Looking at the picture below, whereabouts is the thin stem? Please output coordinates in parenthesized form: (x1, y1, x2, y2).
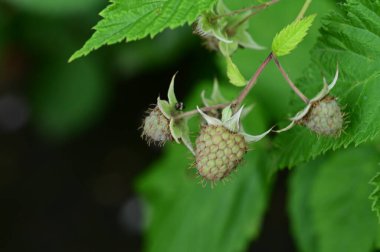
(233, 52, 273, 109)
(174, 103, 229, 121)
(272, 55, 309, 104)
(226, 10, 260, 34)
(214, 0, 279, 20)
(296, 0, 312, 20)
(174, 52, 274, 120)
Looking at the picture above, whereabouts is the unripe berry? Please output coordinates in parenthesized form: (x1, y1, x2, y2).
(195, 125, 247, 181)
(301, 96, 343, 136)
(141, 106, 172, 146)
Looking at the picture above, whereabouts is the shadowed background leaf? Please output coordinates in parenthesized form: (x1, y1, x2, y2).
(288, 146, 380, 252)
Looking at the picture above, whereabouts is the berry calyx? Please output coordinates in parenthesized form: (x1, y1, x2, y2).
(276, 67, 344, 136)
(195, 106, 272, 182)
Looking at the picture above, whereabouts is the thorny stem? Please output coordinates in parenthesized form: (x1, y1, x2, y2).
(174, 52, 274, 121)
(272, 55, 309, 104)
(296, 0, 312, 20)
(213, 0, 280, 20)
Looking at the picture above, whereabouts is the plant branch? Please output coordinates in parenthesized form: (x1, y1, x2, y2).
(233, 52, 273, 109)
(272, 55, 309, 104)
(174, 52, 274, 120)
(296, 0, 312, 20)
(214, 0, 279, 20)
(174, 103, 230, 120)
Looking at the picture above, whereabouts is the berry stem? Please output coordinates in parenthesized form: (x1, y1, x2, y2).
(174, 103, 230, 121)
(233, 52, 274, 109)
(272, 55, 309, 104)
(174, 52, 274, 120)
(214, 0, 279, 20)
(296, 0, 312, 20)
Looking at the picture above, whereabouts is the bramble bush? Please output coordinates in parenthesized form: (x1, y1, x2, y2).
(71, 0, 380, 251)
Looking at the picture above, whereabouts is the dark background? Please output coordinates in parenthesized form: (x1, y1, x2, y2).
(0, 1, 295, 251)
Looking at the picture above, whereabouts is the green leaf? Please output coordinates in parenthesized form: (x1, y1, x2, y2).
(275, 0, 380, 168)
(272, 14, 316, 57)
(369, 172, 380, 223)
(138, 146, 272, 252)
(226, 56, 246, 87)
(288, 159, 320, 252)
(69, 0, 217, 62)
(289, 146, 380, 252)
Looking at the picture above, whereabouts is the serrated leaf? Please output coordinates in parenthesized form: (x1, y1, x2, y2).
(289, 146, 380, 252)
(69, 0, 217, 61)
(369, 172, 380, 223)
(275, 0, 380, 168)
(226, 56, 246, 87)
(272, 14, 316, 57)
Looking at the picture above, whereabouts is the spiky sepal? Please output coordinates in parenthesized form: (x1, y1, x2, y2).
(194, 0, 264, 56)
(195, 106, 271, 181)
(277, 67, 344, 136)
(141, 73, 194, 153)
(196, 125, 247, 181)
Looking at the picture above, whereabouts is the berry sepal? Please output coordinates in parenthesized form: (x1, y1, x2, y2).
(142, 73, 195, 153)
(276, 67, 344, 136)
(197, 106, 272, 142)
(195, 106, 272, 182)
(195, 0, 264, 55)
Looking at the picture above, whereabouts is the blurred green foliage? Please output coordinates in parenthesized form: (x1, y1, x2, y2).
(113, 28, 195, 78)
(31, 60, 107, 138)
(5, 0, 102, 16)
(289, 146, 380, 252)
(0, 0, 193, 140)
